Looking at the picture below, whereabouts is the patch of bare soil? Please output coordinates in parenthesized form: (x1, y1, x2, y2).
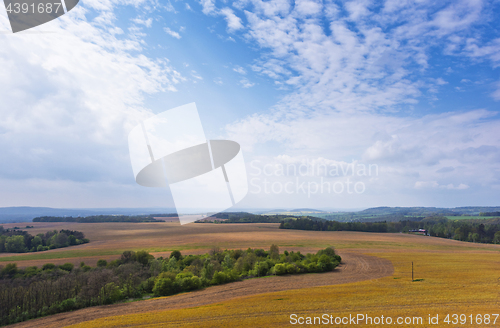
(8, 250, 393, 328)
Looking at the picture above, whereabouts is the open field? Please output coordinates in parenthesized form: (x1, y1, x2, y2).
(2, 222, 500, 327)
(1, 222, 498, 267)
(445, 216, 499, 220)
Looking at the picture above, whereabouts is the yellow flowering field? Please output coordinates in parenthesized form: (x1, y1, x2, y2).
(68, 248, 500, 328)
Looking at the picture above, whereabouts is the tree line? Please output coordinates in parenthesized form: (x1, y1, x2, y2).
(0, 246, 341, 326)
(0, 227, 89, 253)
(32, 215, 165, 223)
(280, 217, 500, 244)
(198, 212, 319, 223)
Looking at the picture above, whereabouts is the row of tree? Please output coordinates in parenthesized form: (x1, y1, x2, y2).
(0, 246, 341, 326)
(280, 217, 500, 244)
(0, 227, 89, 253)
(32, 215, 165, 223)
(198, 212, 319, 223)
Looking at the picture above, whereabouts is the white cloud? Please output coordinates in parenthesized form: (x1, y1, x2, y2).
(132, 18, 153, 27)
(164, 27, 182, 39)
(191, 70, 203, 80)
(295, 0, 322, 17)
(200, 0, 216, 15)
(233, 65, 246, 74)
(0, 1, 184, 206)
(240, 78, 255, 88)
(415, 181, 470, 190)
(225, 106, 500, 203)
(220, 7, 244, 32)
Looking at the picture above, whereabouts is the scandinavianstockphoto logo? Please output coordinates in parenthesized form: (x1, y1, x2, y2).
(128, 103, 248, 225)
(249, 159, 379, 197)
(4, 0, 79, 33)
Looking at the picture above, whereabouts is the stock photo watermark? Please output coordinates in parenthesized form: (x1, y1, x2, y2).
(249, 160, 378, 197)
(3, 0, 79, 33)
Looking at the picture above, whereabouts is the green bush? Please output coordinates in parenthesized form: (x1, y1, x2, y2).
(274, 263, 287, 275)
(211, 271, 231, 285)
(97, 259, 107, 267)
(286, 263, 297, 274)
(140, 277, 156, 294)
(59, 263, 74, 272)
(42, 263, 55, 270)
(254, 261, 269, 276)
(59, 298, 76, 312)
(153, 278, 174, 296)
(318, 255, 334, 272)
(179, 276, 201, 291)
(1, 263, 18, 277)
(100, 283, 122, 304)
(170, 250, 182, 261)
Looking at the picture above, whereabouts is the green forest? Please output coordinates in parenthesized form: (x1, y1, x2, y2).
(280, 217, 500, 244)
(0, 227, 89, 253)
(0, 246, 340, 326)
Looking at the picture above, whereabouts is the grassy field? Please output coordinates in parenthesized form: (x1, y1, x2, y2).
(3, 222, 500, 327)
(445, 216, 499, 220)
(1, 221, 497, 266)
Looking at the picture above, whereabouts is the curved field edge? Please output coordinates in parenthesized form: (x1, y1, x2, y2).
(6, 251, 393, 328)
(66, 249, 500, 328)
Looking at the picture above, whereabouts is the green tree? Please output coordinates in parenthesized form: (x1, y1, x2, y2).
(32, 235, 43, 249)
(5, 235, 26, 253)
(135, 250, 154, 266)
(270, 244, 279, 260)
(97, 259, 108, 267)
(494, 231, 500, 244)
(169, 250, 182, 261)
(153, 278, 174, 296)
(222, 254, 234, 270)
(1, 263, 18, 277)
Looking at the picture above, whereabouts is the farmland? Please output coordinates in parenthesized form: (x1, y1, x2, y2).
(2, 222, 500, 327)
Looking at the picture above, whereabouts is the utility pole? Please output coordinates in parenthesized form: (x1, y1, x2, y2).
(412, 262, 414, 282)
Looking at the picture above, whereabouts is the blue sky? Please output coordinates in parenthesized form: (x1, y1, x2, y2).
(0, 0, 499, 209)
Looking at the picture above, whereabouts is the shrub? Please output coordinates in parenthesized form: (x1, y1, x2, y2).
(306, 262, 319, 273)
(286, 263, 297, 274)
(317, 247, 336, 258)
(179, 276, 201, 291)
(318, 255, 334, 272)
(59, 298, 76, 311)
(153, 278, 174, 296)
(140, 277, 156, 294)
(100, 283, 122, 304)
(136, 250, 154, 266)
(211, 271, 232, 285)
(1, 263, 18, 277)
(170, 250, 182, 261)
(254, 261, 269, 276)
(59, 263, 74, 272)
(274, 263, 287, 275)
(42, 263, 56, 270)
(97, 259, 107, 268)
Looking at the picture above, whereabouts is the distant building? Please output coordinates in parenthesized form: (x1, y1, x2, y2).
(409, 229, 428, 235)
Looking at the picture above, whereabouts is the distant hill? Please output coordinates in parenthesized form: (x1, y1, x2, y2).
(0, 207, 176, 223)
(289, 208, 327, 213)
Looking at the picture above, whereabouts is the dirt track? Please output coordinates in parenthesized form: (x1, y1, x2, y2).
(8, 251, 394, 328)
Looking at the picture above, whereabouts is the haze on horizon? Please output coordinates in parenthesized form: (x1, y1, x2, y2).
(0, 0, 499, 210)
